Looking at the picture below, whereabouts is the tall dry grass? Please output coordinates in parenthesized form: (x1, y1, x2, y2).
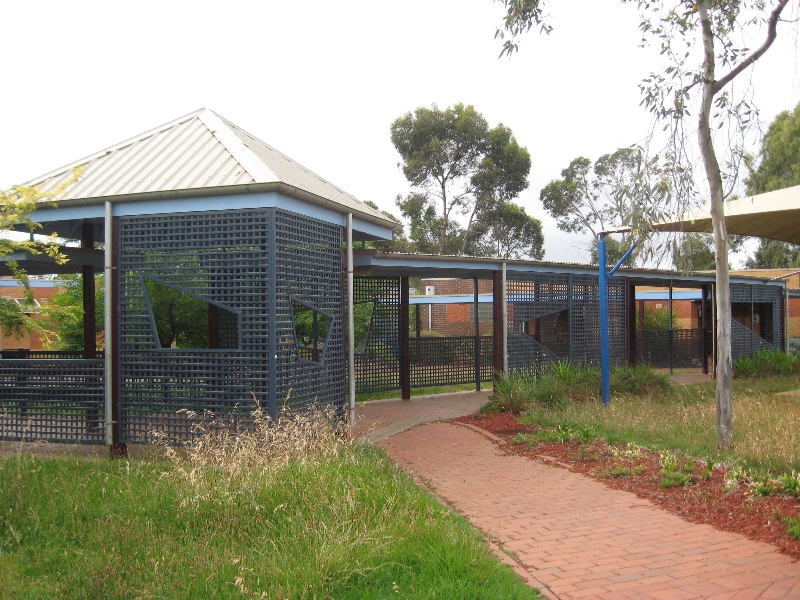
(522, 380, 800, 474)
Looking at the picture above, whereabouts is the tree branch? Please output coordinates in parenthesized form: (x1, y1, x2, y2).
(713, 0, 791, 94)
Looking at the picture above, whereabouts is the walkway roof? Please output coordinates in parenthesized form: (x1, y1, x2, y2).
(352, 249, 784, 289)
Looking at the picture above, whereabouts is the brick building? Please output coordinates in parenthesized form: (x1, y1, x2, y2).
(0, 279, 62, 351)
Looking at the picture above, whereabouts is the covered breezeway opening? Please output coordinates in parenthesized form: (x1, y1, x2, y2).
(352, 250, 786, 402)
(0, 239, 106, 444)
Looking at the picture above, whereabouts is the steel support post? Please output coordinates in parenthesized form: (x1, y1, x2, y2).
(399, 276, 411, 400)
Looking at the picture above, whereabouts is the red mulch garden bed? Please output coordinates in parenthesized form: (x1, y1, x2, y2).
(453, 411, 800, 560)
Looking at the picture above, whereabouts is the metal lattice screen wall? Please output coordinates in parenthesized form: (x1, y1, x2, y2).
(119, 209, 270, 443)
(730, 283, 783, 360)
(118, 208, 345, 444)
(507, 272, 625, 375)
(352, 277, 400, 393)
(636, 330, 709, 369)
(0, 360, 104, 444)
(274, 209, 344, 412)
(410, 336, 494, 387)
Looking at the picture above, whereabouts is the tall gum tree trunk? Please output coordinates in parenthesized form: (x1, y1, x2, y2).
(698, 2, 733, 448)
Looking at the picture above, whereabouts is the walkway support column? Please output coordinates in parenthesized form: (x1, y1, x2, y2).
(346, 214, 356, 426)
(669, 282, 674, 375)
(626, 278, 635, 366)
(599, 233, 637, 407)
(701, 285, 709, 375)
(400, 276, 411, 400)
(104, 201, 125, 457)
(81, 222, 96, 360)
(492, 270, 504, 387)
(502, 263, 508, 375)
(599, 235, 611, 406)
(473, 277, 480, 392)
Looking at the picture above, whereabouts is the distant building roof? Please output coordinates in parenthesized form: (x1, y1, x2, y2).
(23, 108, 395, 231)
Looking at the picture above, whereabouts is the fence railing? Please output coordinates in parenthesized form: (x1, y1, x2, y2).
(353, 335, 494, 393)
(635, 329, 709, 369)
(410, 336, 494, 388)
(0, 359, 105, 444)
(0, 349, 104, 360)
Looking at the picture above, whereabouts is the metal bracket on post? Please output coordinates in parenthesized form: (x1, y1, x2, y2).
(599, 233, 637, 407)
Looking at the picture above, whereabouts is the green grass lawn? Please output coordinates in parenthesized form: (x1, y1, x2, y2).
(0, 439, 538, 599)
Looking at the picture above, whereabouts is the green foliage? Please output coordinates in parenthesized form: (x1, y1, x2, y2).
(611, 364, 672, 395)
(491, 373, 534, 413)
(744, 101, 800, 268)
(778, 471, 800, 497)
(636, 304, 678, 331)
(733, 350, 800, 379)
(672, 233, 717, 272)
(0, 297, 30, 340)
(745, 239, 800, 269)
(0, 175, 81, 335)
(783, 517, 800, 540)
(145, 279, 212, 349)
(39, 274, 104, 351)
(0, 438, 539, 598)
(747, 100, 800, 196)
(391, 103, 540, 259)
(752, 472, 778, 497)
(660, 470, 692, 488)
(606, 465, 634, 478)
(541, 148, 664, 266)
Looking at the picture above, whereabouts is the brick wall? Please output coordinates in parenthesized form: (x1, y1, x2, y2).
(0, 281, 63, 351)
(416, 278, 493, 337)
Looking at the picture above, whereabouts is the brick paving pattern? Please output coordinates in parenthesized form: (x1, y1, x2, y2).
(363, 401, 800, 599)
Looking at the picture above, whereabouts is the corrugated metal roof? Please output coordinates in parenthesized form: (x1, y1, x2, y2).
(24, 108, 394, 227)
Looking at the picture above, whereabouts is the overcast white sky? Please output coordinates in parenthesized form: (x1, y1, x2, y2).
(1, 0, 798, 264)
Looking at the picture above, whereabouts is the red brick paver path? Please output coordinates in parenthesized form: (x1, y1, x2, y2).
(380, 421, 800, 600)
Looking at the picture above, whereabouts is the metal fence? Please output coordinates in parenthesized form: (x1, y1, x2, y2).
(0, 359, 104, 444)
(731, 320, 777, 359)
(410, 336, 494, 388)
(635, 329, 709, 369)
(506, 271, 626, 376)
(0, 350, 99, 360)
(352, 277, 401, 393)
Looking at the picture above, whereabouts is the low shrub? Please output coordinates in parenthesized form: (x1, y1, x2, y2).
(611, 364, 671, 395)
(488, 373, 534, 413)
(734, 349, 800, 379)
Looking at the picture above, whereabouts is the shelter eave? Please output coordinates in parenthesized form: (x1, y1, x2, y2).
(19, 182, 397, 242)
(607, 184, 800, 246)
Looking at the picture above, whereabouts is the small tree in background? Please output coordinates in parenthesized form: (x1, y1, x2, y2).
(0, 175, 80, 338)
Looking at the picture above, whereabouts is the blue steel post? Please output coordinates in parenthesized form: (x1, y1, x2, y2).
(598, 234, 611, 407)
(599, 237, 637, 408)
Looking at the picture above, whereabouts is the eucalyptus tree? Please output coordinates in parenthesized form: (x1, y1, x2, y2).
(495, 0, 795, 448)
(540, 147, 673, 266)
(390, 103, 538, 257)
